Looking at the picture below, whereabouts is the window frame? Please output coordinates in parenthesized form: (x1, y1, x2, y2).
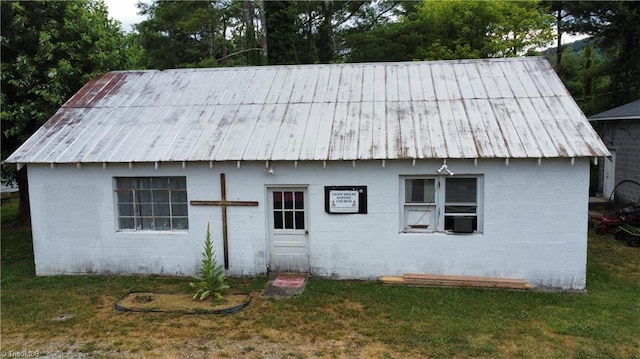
(401, 175, 483, 234)
(114, 176, 189, 232)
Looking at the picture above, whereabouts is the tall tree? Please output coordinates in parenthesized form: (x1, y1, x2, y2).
(135, 0, 267, 68)
(136, 1, 221, 69)
(1, 0, 137, 220)
(563, 1, 640, 109)
(543, 1, 566, 73)
(346, 0, 554, 62)
(242, 0, 261, 65)
(135, 1, 391, 67)
(541, 38, 609, 115)
(582, 45, 595, 110)
(264, 1, 299, 65)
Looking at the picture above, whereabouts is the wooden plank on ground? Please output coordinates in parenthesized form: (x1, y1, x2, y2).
(404, 273, 523, 283)
(402, 273, 532, 290)
(405, 278, 531, 290)
(379, 276, 405, 284)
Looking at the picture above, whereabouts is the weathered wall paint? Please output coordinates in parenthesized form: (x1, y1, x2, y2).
(599, 120, 640, 203)
(27, 158, 589, 290)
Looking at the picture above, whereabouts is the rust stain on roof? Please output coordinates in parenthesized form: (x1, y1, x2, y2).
(65, 72, 128, 108)
(6, 58, 610, 165)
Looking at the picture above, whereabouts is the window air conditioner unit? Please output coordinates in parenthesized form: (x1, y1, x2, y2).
(452, 217, 474, 233)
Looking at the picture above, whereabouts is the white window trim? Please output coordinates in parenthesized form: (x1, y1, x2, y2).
(400, 175, 483, 234)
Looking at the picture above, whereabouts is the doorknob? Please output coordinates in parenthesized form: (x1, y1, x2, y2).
(305, 230, 309, 235)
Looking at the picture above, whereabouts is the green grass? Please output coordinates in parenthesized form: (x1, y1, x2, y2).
(2, 198, 639, 358)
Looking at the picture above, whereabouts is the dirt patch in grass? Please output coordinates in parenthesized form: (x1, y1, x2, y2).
(115, 292, 250, 314)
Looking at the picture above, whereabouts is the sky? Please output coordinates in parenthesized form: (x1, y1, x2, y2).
(105, 0, 146, 32)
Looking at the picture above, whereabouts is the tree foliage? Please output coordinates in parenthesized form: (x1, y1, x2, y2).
(1, 0, 138, 219)
(564, 1, 640, 109)
(541, 1, 639, 115)
(135, 0, 267, 68)
(346, 0, 554, 62)
(1, 0, 135, 150)
(135, 0, 398, 67)
(264, 1, 299, 65)
(543, 39, 610, 115)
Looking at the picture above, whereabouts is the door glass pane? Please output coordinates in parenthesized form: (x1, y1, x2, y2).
(273, 210, 283, 229)
(284, 192, 294, 209)
(272, 190, 305, 230)
(295, 211, 305, 229)
(284, 211, 294, 229)
(295, 191, 304, 209)
(273, 192, 282, 209)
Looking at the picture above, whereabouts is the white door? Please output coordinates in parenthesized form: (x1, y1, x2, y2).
(603, 150, 616, 198)
(267, 188, 309, 273)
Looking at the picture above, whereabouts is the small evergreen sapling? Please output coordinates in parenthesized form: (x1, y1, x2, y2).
(190, 223, 229, 301)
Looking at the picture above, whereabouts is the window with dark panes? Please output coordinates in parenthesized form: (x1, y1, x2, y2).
(444, 177, 478, 231)
(115, 177, 188, 231)
(272, 190, 305, 230)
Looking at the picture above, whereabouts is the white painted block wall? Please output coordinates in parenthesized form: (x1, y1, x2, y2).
(27, 158, 590, 289)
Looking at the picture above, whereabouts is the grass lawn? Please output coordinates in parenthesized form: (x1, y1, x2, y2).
(1, 198, 639, 358)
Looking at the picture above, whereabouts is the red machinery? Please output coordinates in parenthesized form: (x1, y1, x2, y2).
(591, 204, 640, 236)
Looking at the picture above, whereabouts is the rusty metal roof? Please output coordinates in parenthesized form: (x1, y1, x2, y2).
(6, 57, 609, 165)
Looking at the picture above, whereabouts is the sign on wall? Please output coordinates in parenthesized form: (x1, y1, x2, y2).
(324, 186, 367, 214)
(329, 190, 359, 213)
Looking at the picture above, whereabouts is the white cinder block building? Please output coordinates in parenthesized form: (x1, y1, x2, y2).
(6, 58, 609, 290)
(589, 99, 640, 203)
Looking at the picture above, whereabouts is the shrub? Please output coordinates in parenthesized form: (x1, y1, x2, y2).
(190, 223, 229, 300)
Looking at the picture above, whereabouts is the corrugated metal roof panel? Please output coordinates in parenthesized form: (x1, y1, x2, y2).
(589, 99, 640, 121)
(6, 57, 610, 165)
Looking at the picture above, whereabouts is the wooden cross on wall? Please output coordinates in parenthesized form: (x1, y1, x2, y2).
(190, 173, 259, 269)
